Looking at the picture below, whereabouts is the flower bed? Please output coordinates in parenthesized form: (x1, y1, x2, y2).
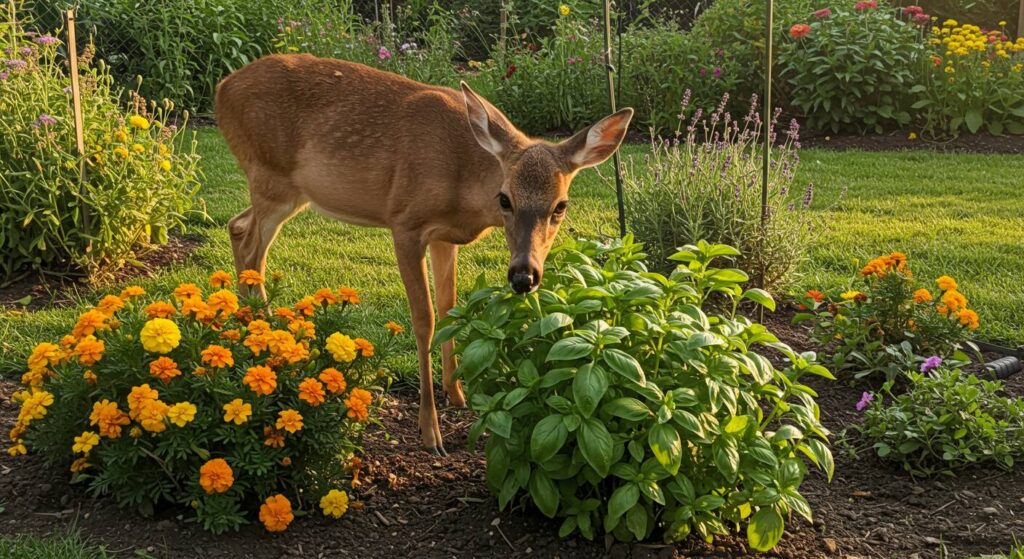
(8, 270, 398, 533)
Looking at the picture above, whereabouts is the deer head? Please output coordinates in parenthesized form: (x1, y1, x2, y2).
(461, 83, 633, 294)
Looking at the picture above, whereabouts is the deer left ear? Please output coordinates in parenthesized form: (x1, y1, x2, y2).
(560, 108, 634, 170)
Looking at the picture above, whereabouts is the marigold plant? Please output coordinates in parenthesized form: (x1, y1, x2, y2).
(9, 271, 396, 533)
(795, 252, 980, 381)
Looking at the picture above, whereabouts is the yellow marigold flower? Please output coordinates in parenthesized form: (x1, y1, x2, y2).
(209, 270, 233, 288)
(207, 289, 240, 317)
(159, 159, 172, 172)
(908, 132, 917, 141)
(337, 286, 360, 305)
(201, 345, 234, 368)
(559, 4, 570, 16)
(222, 398, 252, 425)
(319, 368, 347, 394)
(120, 285, 145, 299)
(199, 458, 234, 494)
(263, 426, 285, 448)
(840, 290, 862, 300)
(167, 402, 197, 427)
(913, 288, 933, 303)
(74, 335, 105, 366)
(144, 301, 176, 319)
(942, 19, 957, 27)
(17, 390, 54, 424)
(90, 399, 129, 438)
(344, 388, 373, 422)
(239, 269, 264, 286)
(312, 288, 337, 306)
(8, 441, 27, 457)
(83, 370, 98, 385)
(354, 338, 375, 358)
(27, 342, 62, 373)
(129, 115, 150, 130)
(276, 409, 304, 433)
(956, 308, 980, 330)
(140, 318, 181, 354)
(259, 495, 294, 532)
(243, 365, 277, 396)
(294, 296, 316, 317)
(131, 143, 144, 154)
(298, 378, 326, 407)
(320, 489, 349, 519)
(136, 399, 169, 433)
(114, 146, 130, 159)
(936, 275, 957, 291)
(114, 129, 128, 142)
(73, 309, 110, 338)
(1000, 20, 1008, 27)
(172, 283, 202, 302)
(326, 332, 357, 363)
(72, 431, 100, 454)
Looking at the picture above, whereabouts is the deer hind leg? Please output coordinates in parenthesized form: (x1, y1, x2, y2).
(394, 231, 446, 455)
(429, 240, 465, 408)
(228, 170, 306, 298)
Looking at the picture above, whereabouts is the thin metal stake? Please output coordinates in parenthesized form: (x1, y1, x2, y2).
(603, 0, 626, 237)
(760, 0, 773, 229)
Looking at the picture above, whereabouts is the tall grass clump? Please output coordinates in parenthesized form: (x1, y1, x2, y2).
(622, 92, 817, 293)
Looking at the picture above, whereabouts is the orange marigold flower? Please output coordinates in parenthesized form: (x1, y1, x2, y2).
(266, 330, 297, 355)
(337, 286, 361, 305)
(89, 399, 130, 439)
(96, 294, 125, 315)
(144, 301, 177, 319)
(74, 336, 105, 366)
(149, 356, 182, 383)
(298, 378, 326, 406)
(201, 345, 234, 368)
(239, 269, 264, 286)
(72, 309, 110, 338)
(244, 332, 269, 356)
(83, 370, 98, 385)
(936, 275, 957, 291)
(199, 458, 234, 494)
(276, 409, 304, 433)
(247, 319, 272, 336)
(209, 270, 233, 288)
(354, 338, 375, 358)
(243, 365, 277, 396)
(319, 368, 347, 394)
(940, 289, 967, 313)
(805, 290, 825, 303)
(385, 321, 404, 336)
(27, 342, 62, 372)
(344, 388, 373, 422)
(288, 319, 316, 339)
(70, 457, 91, 473)
(263, 426, 285, 448)
(956, 308, 980, 330)
(127, 383, 159, 411)
(207, 289, 240, 318)
(259, 495, 294, 532)
(181, 297, 217, 322)
(294, 296, 316, 317)
(913, 288, 933, 303)
(193, 366, 209, 376)
(220, 329, 242, 342)
(312, 288, 337, 306)
(275, 307, 297, 321)
(279, 341, 310, 364)
(172, 283, 202, 302)
(120, 285, 145, 299)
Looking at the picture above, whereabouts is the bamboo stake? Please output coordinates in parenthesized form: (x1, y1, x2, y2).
(66, 9, 91, 251)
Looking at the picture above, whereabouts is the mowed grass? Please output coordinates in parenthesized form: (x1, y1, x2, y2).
(0, 130, 1022, 376)
(0, 531, 112, 559)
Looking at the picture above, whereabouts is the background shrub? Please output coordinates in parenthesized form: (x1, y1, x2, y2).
(861, 369, 1024, 476)
(777, 1, 925, 134)
(437, 238, 834, 549)
(0, 9, 202, 283)
(622, 93, 815, 293)
(11, 272, 392, 532)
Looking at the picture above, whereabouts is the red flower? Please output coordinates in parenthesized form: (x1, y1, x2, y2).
(902, 5, 923, 16)
(812, 8, 832, 19)
(854, 1, 877, 10)
(502, 64, 517, 80)
(789, 23, 811, 39)
(806, 289, 825, 303)
(913, 13, 930, 25)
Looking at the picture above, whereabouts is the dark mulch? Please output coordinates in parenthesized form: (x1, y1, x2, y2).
(0, 310, 1021, 558)
(0, 236, 200, 312)
(799, 131, 1024, 154)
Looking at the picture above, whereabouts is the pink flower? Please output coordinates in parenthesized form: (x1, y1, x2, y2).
(378, 46, 392, 61)
(856, 392, 874, 411)
(789, 23, 811, 39)
(903, 5, 924, 16)
(920, 355, 942, 373)
(813, 8, 832, 19)
(913, 13, 930, 25)
(854, 1, 877, 10)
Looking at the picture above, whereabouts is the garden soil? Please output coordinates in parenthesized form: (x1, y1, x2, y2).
(0, 310, 1021, 559)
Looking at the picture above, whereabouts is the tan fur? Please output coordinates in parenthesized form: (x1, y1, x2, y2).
(215, 54, 632, 453)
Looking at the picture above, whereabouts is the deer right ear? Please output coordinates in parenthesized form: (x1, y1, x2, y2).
(461, 82, 517, 158)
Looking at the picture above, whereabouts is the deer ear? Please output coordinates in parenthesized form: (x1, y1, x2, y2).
(560, 108, 634, 170)
(461, 81, 518, 158)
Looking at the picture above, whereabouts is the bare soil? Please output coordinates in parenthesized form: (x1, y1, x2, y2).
(0, 310, 1021, 558)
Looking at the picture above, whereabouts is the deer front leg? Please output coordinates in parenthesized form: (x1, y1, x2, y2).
(429, 241, 466, 407)
(394, 231, 446, 456)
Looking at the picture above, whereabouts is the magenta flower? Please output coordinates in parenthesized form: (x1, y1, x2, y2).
(813, 8, 832, 19)
(856, 392, 874, 411)
(378, 46, 392, 61)
(854, 1, 877, 10)
(698, 67, 706, 77)
(713, 67, 722, 78)
(920, 355, 942, 373)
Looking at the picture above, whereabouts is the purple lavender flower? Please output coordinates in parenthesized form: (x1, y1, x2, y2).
(856, 392, 874, 411)
(19, 47, 32, 56)
(33, 114, 57, 128)
(5, 59, 27, 68)
(802, 183, 814, 208)
(920, 355, 942, 373)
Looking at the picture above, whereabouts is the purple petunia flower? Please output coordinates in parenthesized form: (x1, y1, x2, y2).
(920, 355, 942, 373)
(856, 392, 874, 411)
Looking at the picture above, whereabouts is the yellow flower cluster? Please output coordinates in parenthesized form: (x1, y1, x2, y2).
(932, 20, 1024, 61)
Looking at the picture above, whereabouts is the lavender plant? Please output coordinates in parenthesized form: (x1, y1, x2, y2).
(622, 93, 818, 293)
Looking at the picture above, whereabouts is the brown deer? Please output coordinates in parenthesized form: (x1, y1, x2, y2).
(215, 54, 632, 454)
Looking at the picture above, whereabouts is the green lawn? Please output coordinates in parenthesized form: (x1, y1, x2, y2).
(0, 532, 112, 559)
(0, 130, 1021, 376)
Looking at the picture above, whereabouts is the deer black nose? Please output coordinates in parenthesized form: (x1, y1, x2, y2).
(508, 266, 540, 294)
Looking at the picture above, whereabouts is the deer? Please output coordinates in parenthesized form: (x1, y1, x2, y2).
(214, 54, 633, 455)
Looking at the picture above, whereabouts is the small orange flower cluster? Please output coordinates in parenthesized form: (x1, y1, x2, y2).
(860, 252, 909, 278)
(930, 275, 979, 330)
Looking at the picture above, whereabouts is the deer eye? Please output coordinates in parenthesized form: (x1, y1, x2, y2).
(553, 201, 569, 215)
(498, 193, 513, 211)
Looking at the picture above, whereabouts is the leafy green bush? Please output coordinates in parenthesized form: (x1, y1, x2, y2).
(914, 20, 1024, 137)
(436, 238, 834, 549)
(777, 1, 925, 133)
(621, 94, 815, 293)
(10, 270, 393, 532)
(795, 253, 980, 381)
(0, 8, 202, 283)
(861, 369, 1024, 476)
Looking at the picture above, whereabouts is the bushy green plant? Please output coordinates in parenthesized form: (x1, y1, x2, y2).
(621, 94, 815, 293)
(10, 270, 395, 532)
(777, 1, 925, 133)
(861, 369, 1024, 476)
(436, 238, 834, 550)
(0, 7, 202, 283)
(795, 253, 980, 381)
(913, 19, 1024, 136)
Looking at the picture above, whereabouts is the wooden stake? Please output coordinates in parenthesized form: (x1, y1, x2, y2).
(1018, 0, 1024, 39)
(66, 9, 90, 250)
